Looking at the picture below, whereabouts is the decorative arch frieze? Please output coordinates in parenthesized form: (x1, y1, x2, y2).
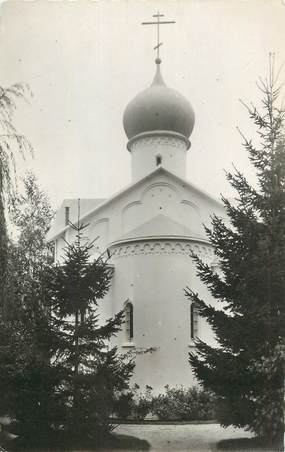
(131, 135, 187, 152)
(122, 200, 143, 214)
(180, 199, 199, 212)
(121, 200, 143, 233)
(180, 199, 202, 232)
(110, 240, 214, 262)
(141, 181, 179, 199)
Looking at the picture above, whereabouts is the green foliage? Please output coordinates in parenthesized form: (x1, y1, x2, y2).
(5, 171, 54, 315)
(0, 83, 32, 304)
(112, 384, 216, 421)
(113, 391, 135, 419)
(112, 384, 153, 420)
(132, 385, 154, 420)
(39, 220, 135, 446)
(152, 385, 216, 421)
(10, 171, 54, 265)
(0, 175, 58, 445)
(0, 306, 63, 443)
(186, 61, 285, 445)
(1, 183, 134, 449)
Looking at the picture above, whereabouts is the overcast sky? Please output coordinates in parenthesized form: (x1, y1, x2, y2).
(1, 0, 285, 208)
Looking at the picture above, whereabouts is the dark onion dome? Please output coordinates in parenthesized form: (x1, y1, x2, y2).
(123, 61, 195, 140)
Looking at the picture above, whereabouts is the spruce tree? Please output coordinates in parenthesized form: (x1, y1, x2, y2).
(43, 219, 134, 447)
(187, 63, 285, 446)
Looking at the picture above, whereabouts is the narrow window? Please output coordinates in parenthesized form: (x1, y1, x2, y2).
(156, 154, 162, 166)
(190, 303, 199, 340)
(51, 241, 56, 263)
(125, 302, 134, 341)
(65, 206, 70, 226)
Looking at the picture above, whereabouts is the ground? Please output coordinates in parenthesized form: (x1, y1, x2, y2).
(115, 423, 253, 451)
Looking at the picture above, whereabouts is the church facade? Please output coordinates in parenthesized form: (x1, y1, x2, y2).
(47, 58, 225, 392)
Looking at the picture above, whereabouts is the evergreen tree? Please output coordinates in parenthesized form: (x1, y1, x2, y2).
(1, 197, 134, 449)
(42, 219, 134, 447)
(186, 63, 285, 446)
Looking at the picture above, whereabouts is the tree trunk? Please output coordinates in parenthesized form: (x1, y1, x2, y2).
(73, 307, 80, 437)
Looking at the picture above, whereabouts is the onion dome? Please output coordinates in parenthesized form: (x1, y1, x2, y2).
(123, 60, 195, 140)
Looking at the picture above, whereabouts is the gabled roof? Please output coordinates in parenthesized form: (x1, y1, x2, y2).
(46, 198, 105, 241)
(111, 214, 207, 245)
(47, 166, 223, 242)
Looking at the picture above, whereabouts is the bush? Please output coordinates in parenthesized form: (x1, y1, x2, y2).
(113, 384, 216, 421)
(112, 384, 153, 420)
(152, 386, 216, 421)
(133, 385, 153, 420)
(113, 391, 134, 419)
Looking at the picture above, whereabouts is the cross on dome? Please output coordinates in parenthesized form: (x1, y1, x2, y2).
(123, 13, 195, 155)
(142, 11, 175, 64)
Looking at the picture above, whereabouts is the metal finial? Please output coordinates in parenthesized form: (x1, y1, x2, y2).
(142, 11, 175, 63)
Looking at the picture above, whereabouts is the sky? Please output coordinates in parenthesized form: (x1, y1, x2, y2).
(0, 0, 285, 209)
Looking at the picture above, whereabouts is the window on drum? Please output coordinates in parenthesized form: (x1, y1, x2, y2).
(125, 301, 134, 341)
(156, 154, 162, 166)
(190, 302, 199, 340)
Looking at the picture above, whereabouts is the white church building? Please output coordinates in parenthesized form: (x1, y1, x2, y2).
(47, 55, 225, 392)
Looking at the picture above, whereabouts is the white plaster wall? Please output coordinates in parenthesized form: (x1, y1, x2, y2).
(110, 239, 216, 392)
(121, 181, 203, 237)
(54, 170, 225, 257)
(129, 135, 188, 181)
(55, 234, 66, 260)
(52, 170, 225, 392)
(87, 218, 109, 255)
(95, 271, 114, 331)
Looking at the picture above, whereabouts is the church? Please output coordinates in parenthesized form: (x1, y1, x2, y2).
(47, 26, 225, 392)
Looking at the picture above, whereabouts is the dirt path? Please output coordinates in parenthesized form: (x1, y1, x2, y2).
(116, 423, 252, 451)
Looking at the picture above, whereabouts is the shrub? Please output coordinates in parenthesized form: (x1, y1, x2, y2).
(113, 384, 217, 421)
(133, 385, 153, 420)
(112, 384, 153, 420)
(152, 385, 216, 421)
(113, 391, 134, 419)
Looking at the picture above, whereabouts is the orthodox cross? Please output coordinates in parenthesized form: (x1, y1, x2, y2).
(142, 12, 175, 62)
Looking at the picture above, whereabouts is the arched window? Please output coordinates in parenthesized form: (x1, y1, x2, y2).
(125, 302, 134, 341)
(190, 303, 199, 340)
(156, 154, 162, 166)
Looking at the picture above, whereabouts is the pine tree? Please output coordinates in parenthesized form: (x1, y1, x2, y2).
(186, 62, 285, 446)
(42, 219, 134, 447)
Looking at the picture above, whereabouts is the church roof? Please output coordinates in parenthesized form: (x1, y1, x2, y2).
(46, 198, 105, 241)
(111, 214, 207, 245)
(47, 167, 223, 242)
